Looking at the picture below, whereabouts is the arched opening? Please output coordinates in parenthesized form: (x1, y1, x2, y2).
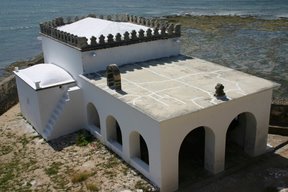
(106, 116, 123, 149)
(87, 103, 101, 133)
(225, 112, 257, 169)
(130, 131, 149, 168)
(178, 127, 210, 186)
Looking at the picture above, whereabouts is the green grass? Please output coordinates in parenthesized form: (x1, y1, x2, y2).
(45, 162, 62, 176)
(135, 180, 151, 192)
(19, 135, 30, 146)
(76, 130, 94, 147)
(0, 145, 13, 155)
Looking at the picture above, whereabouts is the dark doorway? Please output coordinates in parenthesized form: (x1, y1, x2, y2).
(140, 135, 149, 165)
(116, 121, 122, 145)
(179, 127, 209, 185)
(225, 113, 256, 169)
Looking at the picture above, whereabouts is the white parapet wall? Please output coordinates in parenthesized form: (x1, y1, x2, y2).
(82, 38, 180, 73)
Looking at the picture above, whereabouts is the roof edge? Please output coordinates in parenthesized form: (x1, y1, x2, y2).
(39, 14, 181, 51)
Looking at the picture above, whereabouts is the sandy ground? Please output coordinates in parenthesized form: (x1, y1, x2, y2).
(0, 104, 157, 192)
(1, 104, 288, 192)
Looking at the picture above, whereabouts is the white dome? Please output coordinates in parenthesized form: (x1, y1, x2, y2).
(14, 64, 75, 90)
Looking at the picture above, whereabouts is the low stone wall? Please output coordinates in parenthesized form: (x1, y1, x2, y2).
(0, 75, 18, 115)
(0, 54, 44, 116)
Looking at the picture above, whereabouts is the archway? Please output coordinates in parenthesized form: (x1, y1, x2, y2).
(106, 116, 123, 148)
(87, 103, 101, 133)
(178, 126, 211, 185)
(130, 131, 149, 167)
(225, 112, 257, 169)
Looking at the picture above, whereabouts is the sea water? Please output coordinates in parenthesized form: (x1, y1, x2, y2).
(0, 0, 288, 96)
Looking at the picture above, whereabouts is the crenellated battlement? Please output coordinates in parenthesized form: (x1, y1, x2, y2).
(40, 14, 181, 51)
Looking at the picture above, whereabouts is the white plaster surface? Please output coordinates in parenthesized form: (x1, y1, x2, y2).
(85, 55, 277, 122)
(58, 17, 150, 43)
(14, 64, 75, 90)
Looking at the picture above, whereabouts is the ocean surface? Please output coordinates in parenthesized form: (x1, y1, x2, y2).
(1, 0, 288, 96)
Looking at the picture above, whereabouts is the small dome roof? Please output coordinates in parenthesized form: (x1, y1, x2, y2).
(14, 64, 75, 90)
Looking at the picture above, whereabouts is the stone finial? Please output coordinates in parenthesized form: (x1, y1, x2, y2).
(127, 15, 132, 22)
(90, 36, 97, 46)
(146, 19, 151, 27)
(167, 24, 174, 35)
(124, 31, 130, 41)
(99, 35, 105, 44)
(55, 17, 64, 26)
(160, 26, 166, 36)
(107, 15, 112, 20)
(214, 83, 226, 97)
(146, 28, 152, 38)
(138, 29, 145, 39)
(131, 30, 137, 40)
(115, 33, 122, 42)
(88, 14, 96, 18)
(107, 34, 114, 43)
(77, 37, 88, 48)
(154, 28, 159, 36)
(66, 16, 72, 24)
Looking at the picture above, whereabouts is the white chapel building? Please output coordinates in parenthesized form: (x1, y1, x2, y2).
(14, 14, 277, 191)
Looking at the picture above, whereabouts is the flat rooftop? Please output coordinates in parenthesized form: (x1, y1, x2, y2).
(83, 55, 276, 121)
(58, 17, 149, 43)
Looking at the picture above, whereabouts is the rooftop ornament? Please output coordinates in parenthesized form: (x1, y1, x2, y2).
(214, 83, 226, 99)
(39, 14, 181, 51)
(106, 64, 121, 91)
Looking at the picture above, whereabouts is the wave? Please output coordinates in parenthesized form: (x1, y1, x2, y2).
(0, 25, 37, 32)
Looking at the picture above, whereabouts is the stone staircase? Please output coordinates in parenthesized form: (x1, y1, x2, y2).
(43, 90, 70, 140)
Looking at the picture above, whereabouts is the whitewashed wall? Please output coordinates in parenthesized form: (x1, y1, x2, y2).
(159, 89, 273, 191)
(82, 38, 180, 73)
(41, 36, 83, 78)
(48, 86, 85, 140)
(15, 76, 42, 131)
(78, 76, 162, 188)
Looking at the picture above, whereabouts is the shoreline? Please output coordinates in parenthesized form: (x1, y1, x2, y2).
(1, 14, 287, 115)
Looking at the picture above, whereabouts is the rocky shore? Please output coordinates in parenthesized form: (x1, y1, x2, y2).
(0, 54, 44, 116)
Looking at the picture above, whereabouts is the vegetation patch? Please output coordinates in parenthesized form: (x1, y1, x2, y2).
(165, 15, 288, 32)
(86, 182, 100, 191)
(71, 171, 92, 183)
(45, 162, 62, 176)
(0, 145, 13, 155)
(76, 130, 94, 147)
(19, 135, 30, 146)
(135, 180, 152, 192)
